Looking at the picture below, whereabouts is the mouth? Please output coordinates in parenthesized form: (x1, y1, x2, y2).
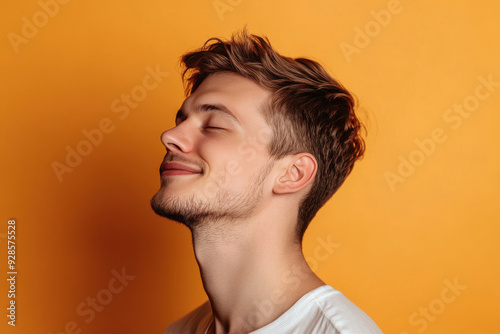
(160, 162, 202, 176)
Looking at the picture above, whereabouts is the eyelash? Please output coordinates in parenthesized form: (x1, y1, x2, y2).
(203, 125, 224, 130)
(174, 117, 225, 131)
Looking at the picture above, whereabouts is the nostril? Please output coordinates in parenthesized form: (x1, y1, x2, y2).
(166, 142, 183, 152)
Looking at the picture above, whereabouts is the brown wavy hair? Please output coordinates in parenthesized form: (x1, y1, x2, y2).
(181, 30, 365, 241)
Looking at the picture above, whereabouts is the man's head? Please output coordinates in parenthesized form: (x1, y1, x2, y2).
(152, 30, 365, 240)
(151, 72, 276, 229)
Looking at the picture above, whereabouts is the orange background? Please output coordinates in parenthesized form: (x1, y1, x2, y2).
(1, 1, 499, 333)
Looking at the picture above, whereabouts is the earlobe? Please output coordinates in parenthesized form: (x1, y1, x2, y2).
(273, 153, 317, 195)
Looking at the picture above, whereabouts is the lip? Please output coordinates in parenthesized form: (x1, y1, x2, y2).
(160, 162, 202, 176)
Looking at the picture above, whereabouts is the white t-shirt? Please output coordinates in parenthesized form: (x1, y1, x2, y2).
(165, 285, 383, 333)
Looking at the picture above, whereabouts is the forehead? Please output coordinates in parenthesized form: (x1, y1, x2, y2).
(181, 72, 271, 127)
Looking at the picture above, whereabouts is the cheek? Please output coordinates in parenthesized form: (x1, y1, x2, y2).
(223, 154, 271, 186)
(200, 142, 241, 177)
(200, 135, 270, 181)
(206, 154, 252, 187)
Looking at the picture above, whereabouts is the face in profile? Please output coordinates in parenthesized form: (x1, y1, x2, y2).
(151, 72, 276, 227)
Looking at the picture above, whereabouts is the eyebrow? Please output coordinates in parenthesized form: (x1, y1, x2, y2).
(176, 103, 240, 125)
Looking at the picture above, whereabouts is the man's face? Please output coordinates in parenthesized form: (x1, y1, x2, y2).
(151, 72, 275, 227)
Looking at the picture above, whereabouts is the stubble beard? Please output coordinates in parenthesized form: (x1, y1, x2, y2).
(150, 161, 274, 230)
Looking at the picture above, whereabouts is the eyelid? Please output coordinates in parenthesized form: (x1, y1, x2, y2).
(203, 125, 226, 130)
(174, 111, 230, 131)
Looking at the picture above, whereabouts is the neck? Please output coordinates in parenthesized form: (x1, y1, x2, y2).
(190, 212, 324, 334)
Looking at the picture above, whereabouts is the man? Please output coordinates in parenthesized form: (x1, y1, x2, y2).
(151, 31, 383, 333)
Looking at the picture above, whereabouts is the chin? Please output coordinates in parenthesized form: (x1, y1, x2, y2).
(150, 190, 200, 228)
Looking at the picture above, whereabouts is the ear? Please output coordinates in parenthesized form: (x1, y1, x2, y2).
(273, 153, 317, 195)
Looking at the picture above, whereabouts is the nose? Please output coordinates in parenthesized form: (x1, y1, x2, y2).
(160, 123, 194, 153)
